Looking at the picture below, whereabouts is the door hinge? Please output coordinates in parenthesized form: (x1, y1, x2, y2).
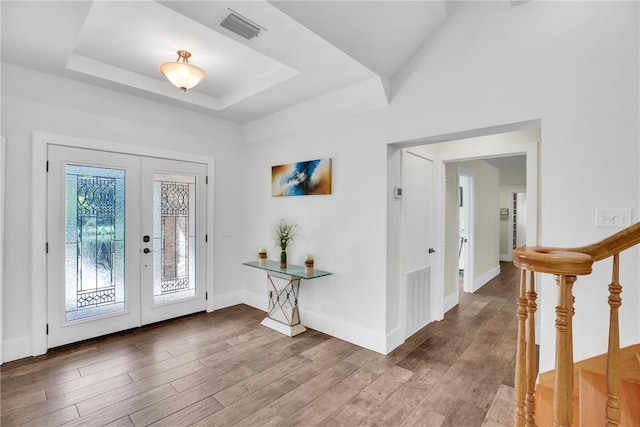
(46, 324, 49, 335)
(205, 234, 208, 243)
(206, 176, 208, 185)
(46, 161, 49, 172)
(205, 292, 208, 300)
(46, 242, 49, 254)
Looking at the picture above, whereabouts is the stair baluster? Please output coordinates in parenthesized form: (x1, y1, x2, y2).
(515, 269, 528, 427)
(526, 271, 537, 427)
(606, 253, 622, 426)
(513, 223, 640, 426)
(554, 274, 576, 427)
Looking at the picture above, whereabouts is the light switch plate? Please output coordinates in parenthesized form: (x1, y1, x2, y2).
(595, 208, 632, 228)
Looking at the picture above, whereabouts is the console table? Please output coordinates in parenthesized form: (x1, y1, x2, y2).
(242, 260, 332, 337)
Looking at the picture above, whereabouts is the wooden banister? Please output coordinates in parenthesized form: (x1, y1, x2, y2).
(512, 221, 640, 427)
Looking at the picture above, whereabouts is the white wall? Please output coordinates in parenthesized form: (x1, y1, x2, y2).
(248, 2, 640, 369)
(2, 1, 639, 374)
(444, 160, 500, 296)
(500, 168, 527, 187)
(241, 109, 391, 353)
(245, 1, 639, 370)
(498, 167, 527, 259)
(1, 64, 245, 361)
(444, 163, 459, 299)
(499, 185, 526, 259)
(387, 1, 640, 370)
(467, 160, 500, 289)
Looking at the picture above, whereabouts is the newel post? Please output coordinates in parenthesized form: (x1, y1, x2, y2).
(554, 274, 576, 427)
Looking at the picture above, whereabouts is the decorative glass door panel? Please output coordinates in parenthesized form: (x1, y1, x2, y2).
(139, 158, 206, 325)
(48, 146, 141, 348)
(153, 174, 196, 305)
(65, 165, 126, 321)
(48, 146, 207, 348)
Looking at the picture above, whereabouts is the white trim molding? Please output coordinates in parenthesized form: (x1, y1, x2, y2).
(500, 253, 513, 262)
(443, 292, 459, 313)
(30, 131, 215, 358)
(473, 265, 501, 293)
(0, 136, 5, 363)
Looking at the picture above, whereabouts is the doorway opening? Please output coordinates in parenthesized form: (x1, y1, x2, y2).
(512, 191, 527, 250)
(457, 168, 473, 294)
(387, 123, 539, 350)
(31, 132, 215, 356)
(46, 145, 208, 348)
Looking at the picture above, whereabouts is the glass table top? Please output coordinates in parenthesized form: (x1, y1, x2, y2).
(242, 260, 332, 280)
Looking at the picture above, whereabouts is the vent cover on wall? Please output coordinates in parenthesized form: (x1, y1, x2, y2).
(220, 11, 262, 40)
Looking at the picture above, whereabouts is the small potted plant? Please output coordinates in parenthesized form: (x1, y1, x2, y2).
(275, 218, 297, 269)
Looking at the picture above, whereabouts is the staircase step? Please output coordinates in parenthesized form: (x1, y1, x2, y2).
(539, 343, 640, 393)
(621, 379, 640, 424)
(535, 382, 579, 426)
(579, 369, 640, 426)
(579, 369, 606, 426)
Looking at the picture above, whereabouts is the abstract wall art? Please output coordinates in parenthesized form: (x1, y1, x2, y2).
(272, 158, 332, 197)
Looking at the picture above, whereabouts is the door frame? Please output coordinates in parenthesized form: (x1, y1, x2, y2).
(0, 136, 5, 363)
(456, 166, 474, 295)
(435, 141, 538, 320)
(31, 131, 215, 356)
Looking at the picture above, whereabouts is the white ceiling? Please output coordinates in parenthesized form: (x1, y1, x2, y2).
(1, 1, 447, 124)
(483, 155, 527, 171)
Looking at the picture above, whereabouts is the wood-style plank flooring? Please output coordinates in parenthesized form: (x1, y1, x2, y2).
(1, 262, 519, 426)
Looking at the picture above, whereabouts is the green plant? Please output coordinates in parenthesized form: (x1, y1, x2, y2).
(275, 218, 297, 251)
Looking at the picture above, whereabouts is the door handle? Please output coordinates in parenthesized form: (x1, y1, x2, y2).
(143, 248, 152, 254)
(428, 248, 436, 254)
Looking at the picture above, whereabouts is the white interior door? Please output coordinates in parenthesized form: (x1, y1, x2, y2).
(47, 146, 207, 348)
(402, 150, 436, 337)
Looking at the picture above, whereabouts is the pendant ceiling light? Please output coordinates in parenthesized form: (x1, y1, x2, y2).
(160, 50, 206, 92)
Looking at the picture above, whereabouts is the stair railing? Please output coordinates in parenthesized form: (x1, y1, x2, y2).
(513, 221, 640, 427)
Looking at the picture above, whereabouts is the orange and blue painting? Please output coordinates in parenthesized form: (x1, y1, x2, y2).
(272, 158, 332, 197)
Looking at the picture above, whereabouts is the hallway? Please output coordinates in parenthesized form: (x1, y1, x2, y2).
(393, 261, 519, 426)
(1, 263, 519, 426)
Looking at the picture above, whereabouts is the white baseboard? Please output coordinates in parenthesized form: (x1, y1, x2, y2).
(473, 265, 501, 292)
(212, 290, 243, 311)
(302, 309, 387, 355)
(243, 290, 388, 354)
(385, 327, 404, 354)
(500, 253, 513, 262)
(242, 290, 268, 312)
(3, 336, 32, 363)
(443, 292, 459, 313)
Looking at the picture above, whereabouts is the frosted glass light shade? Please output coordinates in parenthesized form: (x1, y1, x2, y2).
(160, 61, 206, 91)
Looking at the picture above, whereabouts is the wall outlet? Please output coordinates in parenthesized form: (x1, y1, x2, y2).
(595, 208, 632, 228)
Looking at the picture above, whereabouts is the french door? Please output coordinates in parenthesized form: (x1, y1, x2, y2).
(47, 145, 207, 348)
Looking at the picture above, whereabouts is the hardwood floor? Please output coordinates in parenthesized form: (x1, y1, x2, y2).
(1, 262, 519, 426)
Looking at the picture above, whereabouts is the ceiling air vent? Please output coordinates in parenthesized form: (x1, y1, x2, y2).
(220, 11, 262, 40)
